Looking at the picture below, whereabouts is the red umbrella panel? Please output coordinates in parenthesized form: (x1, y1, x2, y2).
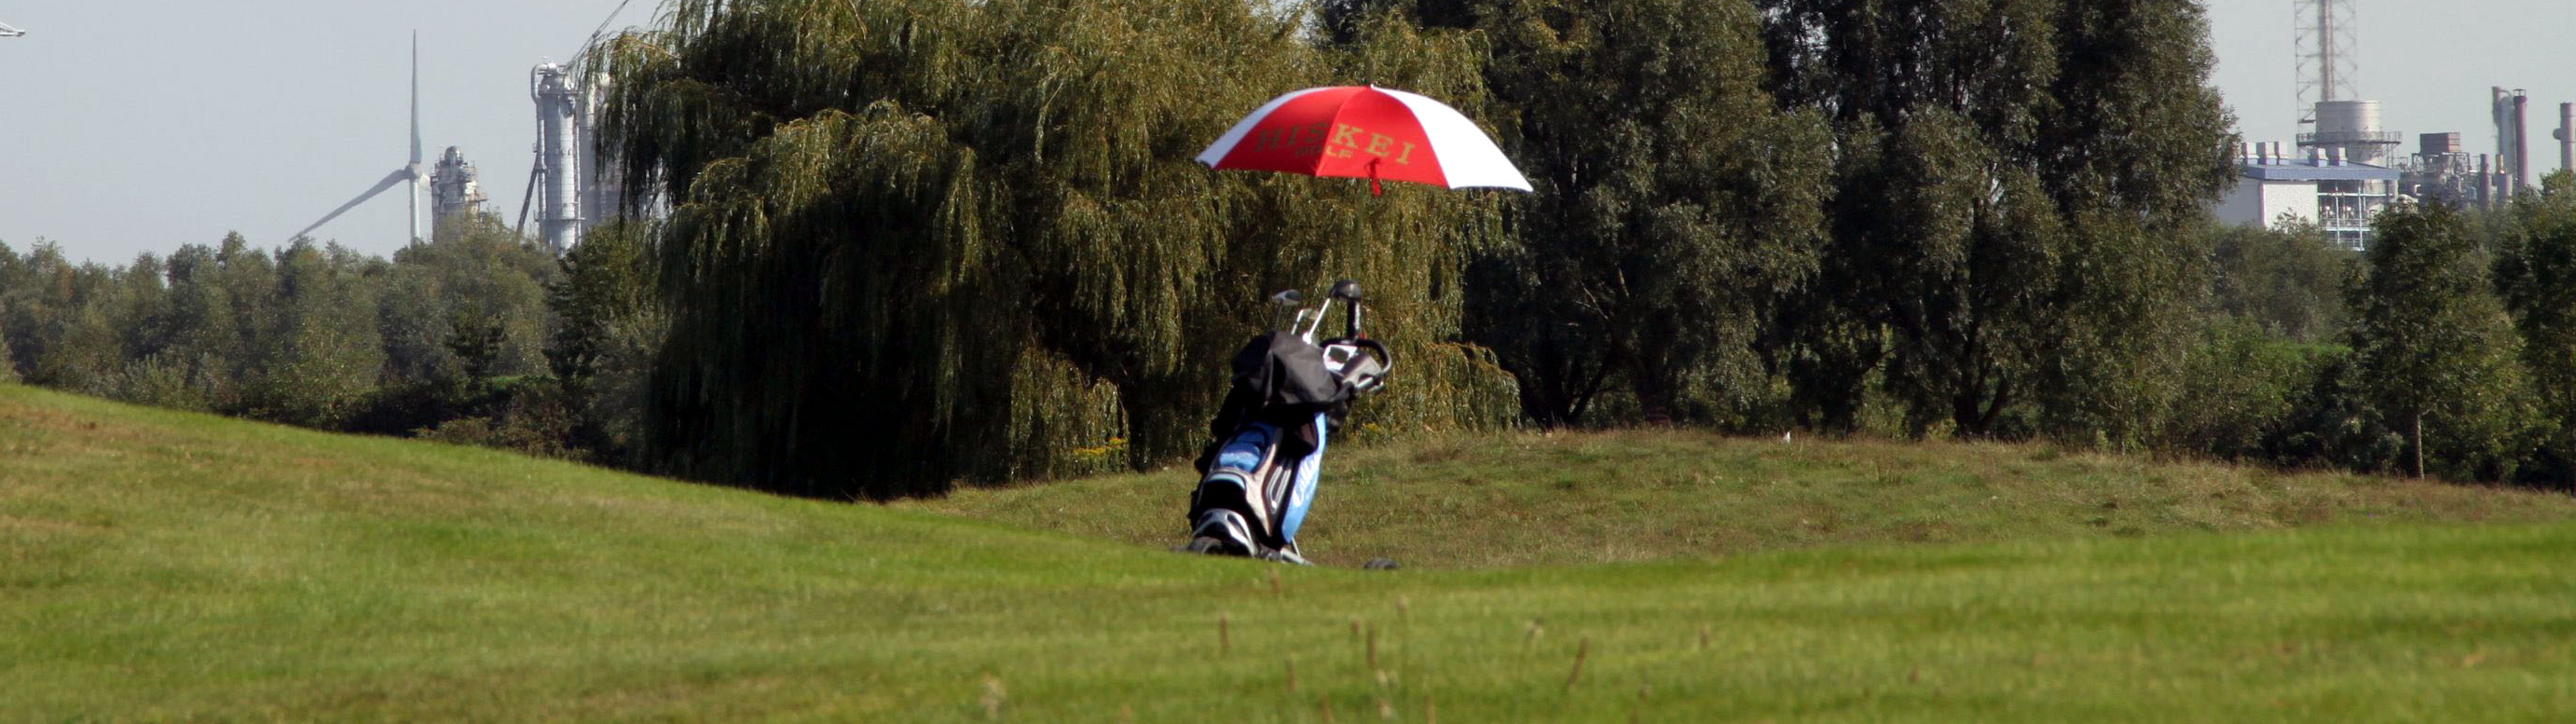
(1197, 86, 1531, 195)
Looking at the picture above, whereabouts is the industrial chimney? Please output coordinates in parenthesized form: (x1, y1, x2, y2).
(2558, 102, 2575, 181)
(2497, 88, 2531, 196)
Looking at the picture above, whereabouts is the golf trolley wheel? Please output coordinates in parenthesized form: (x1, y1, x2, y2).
(1184, 537, 1231, 555)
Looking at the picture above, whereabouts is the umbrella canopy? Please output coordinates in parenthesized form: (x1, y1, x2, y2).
(1197, 85, 1531, 195)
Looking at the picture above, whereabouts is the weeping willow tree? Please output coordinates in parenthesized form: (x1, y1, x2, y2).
(593, 0, 1519, 499)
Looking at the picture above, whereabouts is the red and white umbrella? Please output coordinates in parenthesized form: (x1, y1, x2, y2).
(1197, 85, 1530, 195)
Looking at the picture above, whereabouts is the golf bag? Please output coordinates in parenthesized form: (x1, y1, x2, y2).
(1185, 281, 1390, 563)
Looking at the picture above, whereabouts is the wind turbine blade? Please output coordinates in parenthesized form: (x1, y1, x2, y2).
(410, 32, 422, 166)
(296, 169, 415, 239)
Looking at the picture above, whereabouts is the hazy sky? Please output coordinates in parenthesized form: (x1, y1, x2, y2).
(7, 1, 2575, 265)
(1, 2, 637, 265)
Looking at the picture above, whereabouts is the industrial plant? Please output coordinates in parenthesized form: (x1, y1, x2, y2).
(2216, 0, 2559, 251)
(292, 33, 629, 253)
(431, 146, 488, 239)
(519, 61, 623, 253)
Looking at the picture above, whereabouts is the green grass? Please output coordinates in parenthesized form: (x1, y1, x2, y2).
(7, 383, 2576, 721)
(904, 429, 2576, 568)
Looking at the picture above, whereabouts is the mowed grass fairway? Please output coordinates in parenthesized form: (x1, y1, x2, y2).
(7, 384, 2576, 721)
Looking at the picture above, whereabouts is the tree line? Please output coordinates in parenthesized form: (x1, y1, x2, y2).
(7, 0, 2574, 497)
(0, 218, 659, 465)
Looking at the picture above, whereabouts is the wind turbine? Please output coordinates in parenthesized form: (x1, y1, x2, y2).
(296, 33, 423, 244)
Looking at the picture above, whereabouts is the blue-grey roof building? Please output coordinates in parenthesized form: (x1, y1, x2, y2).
(2216, 142, 2398, 251)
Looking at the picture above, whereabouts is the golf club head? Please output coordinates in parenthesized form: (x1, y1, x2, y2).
(1268, 290, 1305, 333)
(1330, 280, 1363, 302)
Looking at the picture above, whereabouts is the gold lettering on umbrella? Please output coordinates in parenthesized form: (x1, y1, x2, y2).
(1295, 123, 1328, 154)
(1394, 142, 1417, 165)
(1364, 133, 1395, 158)
(1327, 123, 1364, 158)
(1255, 123, 1336, 155)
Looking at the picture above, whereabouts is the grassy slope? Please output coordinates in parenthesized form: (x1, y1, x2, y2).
(903, 430, 2575, 568)
(6, 384, 2575, 722)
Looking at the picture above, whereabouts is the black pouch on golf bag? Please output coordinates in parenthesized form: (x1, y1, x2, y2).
(1194, 332, 1352, 475)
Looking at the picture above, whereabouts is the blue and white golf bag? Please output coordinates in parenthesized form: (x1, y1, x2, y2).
(1186, 282, 1389, 563)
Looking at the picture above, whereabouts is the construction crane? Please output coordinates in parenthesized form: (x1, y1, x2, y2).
(0, 19, 26, 37)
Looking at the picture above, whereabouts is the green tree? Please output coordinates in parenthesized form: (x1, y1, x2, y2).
(379, 217, 558, 387)
(1758, 0, 2235, 439)
(240, 240, 386, 427)
(158, 239, 250, 411)
(2157, 316, 2335, 459)
(2347, 201, 2531, 480)
(2490, 171, 2576, 485)
(209, 233, 281, 405)
(35, 296, 121, 398)
(2209, 220, 2351, 343)
(595, 0, 1517, 498)
(445, 304, 507, 383)
(1, 229, 637, 462)
(0, 241, 34, 379)
(543, 220, 665, 463)
(111, 253, 175, 361)
(544, 222, 652, 389)
(1433, 0, 1830, 427)
(9, 243, 124, 393)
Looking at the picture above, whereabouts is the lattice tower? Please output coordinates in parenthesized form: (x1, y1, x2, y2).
(2294, 0, 2359, 124)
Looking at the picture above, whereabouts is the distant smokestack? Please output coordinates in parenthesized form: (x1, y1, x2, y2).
(2559, 102, 2574, 180)
(2478, 154, 2493, 208)
(2516, 93, 2532, 193)
(2498, 88, 2531, 196)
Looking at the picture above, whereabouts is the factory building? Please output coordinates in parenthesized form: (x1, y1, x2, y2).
(2217, 0, 2398, 251)
(2397, 132, 2511, 210)
(2217, 0, 2539, 251)
(2218, 142, 2398, 251)
(2218, 2, 2576, 251)
(430, 146, 489, 240)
